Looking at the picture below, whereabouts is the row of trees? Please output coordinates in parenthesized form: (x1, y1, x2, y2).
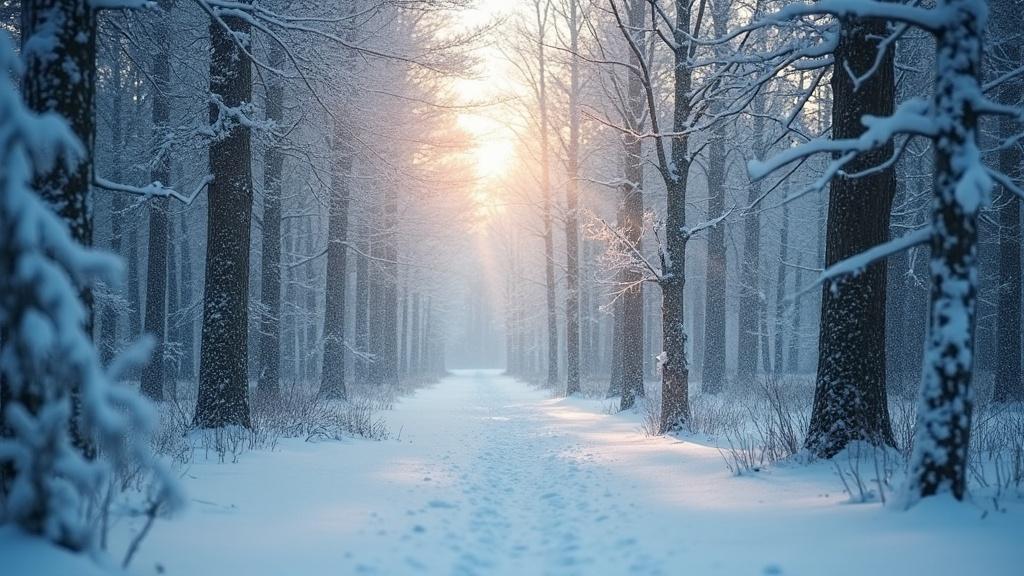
(83, 0, 478, 428)
(1, 0, 483, 551)
(497, 0, 1023, 505)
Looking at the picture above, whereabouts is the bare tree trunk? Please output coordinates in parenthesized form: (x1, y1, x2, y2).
(701, 121, 728, 394)
(382, 188, 400, 387)
(353, 223, 370, 381)
(19, 0, 97, 458)
(177, 211, 196, 381)
(535, 1, 559, 388)
(994, 1, 1022, 403)
(658, 0, 704, 430)
(194, 7, 253, 429)
(410, 291, 422, 376)
(618, 0, 646, 411)
(564, 0, 582, 395)
(320, 121, 353, 400)
(100, 44, 124, 364)
(805, 14, 895, 457)
(257, 44, 285, 398)
(906, 0, 985, 502)
(21, 0, 95, 248)
(140, 0, 175, 401)
(737, 100, 766, 384)
(773, 202, 790, 375)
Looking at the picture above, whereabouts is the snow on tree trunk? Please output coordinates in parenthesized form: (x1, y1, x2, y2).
(354, 224, 370, 382)
(139, 0, 175, 402)
(618, 0, 646, 412)
(563, 0, 582, 397)
(700, 121, 728, 394)
(320, 121, 353, 401)
(905, 0, 990, 503)
(657, 0, 697, 432)
(194, 8, 254, 429)
(805, 14, 896, 458)
(257, 45, 285, 399)
(993, 0, 1023, 403)
(737, 101, 765, 384)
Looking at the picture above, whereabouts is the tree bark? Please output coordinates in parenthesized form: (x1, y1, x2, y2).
(993, 1, 1022, 403)
(140, 0, 175, 401)
(618, 0, 646, 411)
(701, 119, 728, 394)
(737, 100, 766, 384)
(804, 14, 896, 457)
(194, 7, 253, 429)
(563, 0, 582, 395)
(320, 122, 353, 400)
(906, 0, 985, 502)
(257, 45, 285, 398)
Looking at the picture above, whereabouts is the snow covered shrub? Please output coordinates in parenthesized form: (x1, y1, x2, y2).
(687, 392, 746, 437)
(0, 31, 179, 551)
(967, 405, 1024, 504)
(832, 442, 901, 504)
(638, 389, 662, 437)
(746, 377, 810, 463)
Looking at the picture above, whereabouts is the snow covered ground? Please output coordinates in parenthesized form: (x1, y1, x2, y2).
(110, 369, 1022, 576)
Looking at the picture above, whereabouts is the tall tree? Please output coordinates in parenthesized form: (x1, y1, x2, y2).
(906, 0, 989, 503)
(562, 0, 583, 396)
(320, 121, 354, 400)
(140, 0, 175, 401)
(736, 99, 766, 384)
(617, 0, 646, 411)
(257, 42, 286, 398)
(533, 0, 560, 388)
(194, 7, 254, 429)
(700, 7, 729, 392)
(804, 12, 896, 457)
(993, 0, 1023, 403)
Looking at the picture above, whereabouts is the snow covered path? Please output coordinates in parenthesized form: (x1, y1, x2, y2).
(121, 370, 1023, 576)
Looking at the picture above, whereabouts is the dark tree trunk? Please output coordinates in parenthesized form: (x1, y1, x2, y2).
(382, 189, 400, 387)
(994, 5, 1022, 402)
(177, 210, 195, 383)
(140, 0, 175, 401)
(539, 47, 559, 389)
(410, 292, 422, 376)
(303, 218, 319, 384)
(805, 15, 896, 457)
(21, 0, 96, 248)
(563, 0, 582, 395)
(319, 123, 352, 400)
(20, 0, 97, 459)
(773, 202, 790, 375)
(701, 123, 728, 394)
(788, 251, 803, 374)
(607, 289, 624, 396)
(618, 0, 646, 410)
(354, 224, 370, 382)
(737, 102, 766, 384)
(657, 0, 699, 430)
(368, 233, 386, 387)
(100, 46, 124, 365)
(194, 8, 253, 429)
(400, 287, 409, 378)
(257, 46, 285, 398)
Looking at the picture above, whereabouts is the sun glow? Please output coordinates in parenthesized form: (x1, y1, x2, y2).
(458, 113, 515, 179)
(446, 0, 521, 224)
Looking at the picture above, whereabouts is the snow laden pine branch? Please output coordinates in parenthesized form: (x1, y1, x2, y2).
(0, 32, 181, 552)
